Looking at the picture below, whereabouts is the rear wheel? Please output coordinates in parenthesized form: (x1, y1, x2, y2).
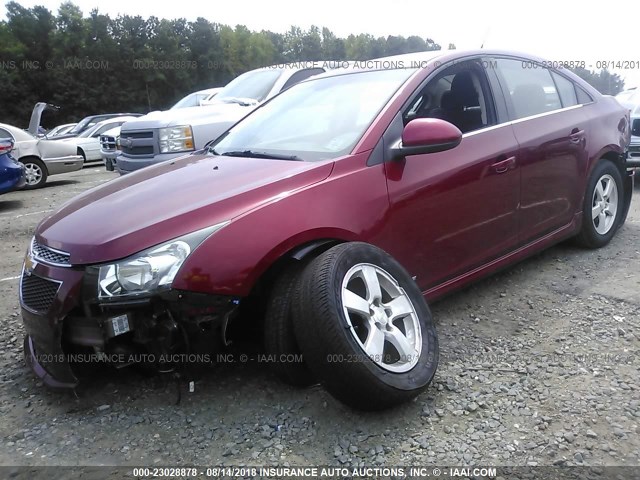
(20, 157, 48, 189)
(293, 243, 439, 411)
(575, 160, 624, 248)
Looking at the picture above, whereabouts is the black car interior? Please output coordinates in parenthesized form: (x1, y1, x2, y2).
(404, 63, 493, 134)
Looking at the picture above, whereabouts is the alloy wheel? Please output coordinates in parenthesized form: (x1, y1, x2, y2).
(24, 163, 43, 186)
(591, 174, 618, 235)
(341, 263, 422, 373)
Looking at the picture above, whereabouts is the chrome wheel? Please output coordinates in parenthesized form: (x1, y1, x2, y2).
(592, 174, 618, 235)
(341, 263, 422, 373)
(24, 163, 43, 186)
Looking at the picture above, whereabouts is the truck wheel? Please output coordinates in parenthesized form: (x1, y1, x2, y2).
(575, 160, 624, 248)
(20, 157, 48, 189)
(293, 242, 439, 411)
(264, 264, 316, 387)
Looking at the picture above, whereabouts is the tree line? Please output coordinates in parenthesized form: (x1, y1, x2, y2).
(0, 1, 625, 129)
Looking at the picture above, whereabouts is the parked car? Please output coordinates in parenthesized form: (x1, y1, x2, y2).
(55, 116, 139, 163)
(45, 123, 77, 138)
(115, 63, 327, 174)
(99, 125, 121, 171)
(20, 50, 632, 410)
(615, 88, 640, 166)
(52, 112, 143, 139)
(172, 87, 223, 109)
(0, 122, 83, 189)
(0, 138, 25, 194)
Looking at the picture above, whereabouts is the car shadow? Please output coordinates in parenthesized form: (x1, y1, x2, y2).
(43, 179, 80, 188)
(0, 199, 24, 212)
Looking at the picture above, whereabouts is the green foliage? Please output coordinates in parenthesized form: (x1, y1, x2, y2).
(569, 67, 625, 95)
(0, 1, 446, 127)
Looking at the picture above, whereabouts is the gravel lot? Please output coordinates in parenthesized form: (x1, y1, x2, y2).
(0, 166, 638, 468)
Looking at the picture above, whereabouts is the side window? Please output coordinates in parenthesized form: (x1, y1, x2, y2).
(496, 59, 562, 119)
(551, 71, 578, 108)
(403, 61, 495, 134)
(576, 86, 593, 105)
(281, 68, 325, 91)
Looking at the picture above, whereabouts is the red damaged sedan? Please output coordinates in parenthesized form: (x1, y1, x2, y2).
(20, 50, 632, 410)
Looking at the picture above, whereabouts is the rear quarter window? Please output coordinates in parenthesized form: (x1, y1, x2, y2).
(0, 128, 13, 139)
(551, 71, 578, 108)
(576, 86, 593, 105)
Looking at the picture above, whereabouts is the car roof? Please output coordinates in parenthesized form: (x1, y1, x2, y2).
(308, 49, 601, 98)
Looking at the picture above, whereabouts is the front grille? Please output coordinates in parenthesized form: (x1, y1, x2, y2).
(120, 130, 156, 156)
(124, 131, 153, 139)
(121, 145, 154, 155)
(100, 135, 116, 152)
(20, 273, 60, 313)
(32, 241, 70, 266)
(632, 119, 640, 137)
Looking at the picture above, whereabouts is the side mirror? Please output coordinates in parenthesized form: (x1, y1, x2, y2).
(391, 118, 462, 159)
(0, 138, 14, 155)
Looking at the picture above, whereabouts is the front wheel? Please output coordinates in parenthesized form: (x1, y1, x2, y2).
(575, 160, 624, 248)
(292, 243, 439, 411)
(20, 158, 48, 189)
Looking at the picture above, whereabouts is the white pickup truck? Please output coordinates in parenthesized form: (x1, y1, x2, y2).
(115, 64, 327, 174)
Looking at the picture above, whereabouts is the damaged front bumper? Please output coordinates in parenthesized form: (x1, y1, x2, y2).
(20, 243, 239, 388)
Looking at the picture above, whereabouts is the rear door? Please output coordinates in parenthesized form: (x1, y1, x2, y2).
(493, 58, 589, 243)
(383, 58, 521, 291)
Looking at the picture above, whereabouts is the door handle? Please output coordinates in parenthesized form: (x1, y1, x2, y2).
(569, 128, 584, 144)
(491, 156, 516, 174)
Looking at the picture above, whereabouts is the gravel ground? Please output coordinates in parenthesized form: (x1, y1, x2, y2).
(0, 166, 638, 468)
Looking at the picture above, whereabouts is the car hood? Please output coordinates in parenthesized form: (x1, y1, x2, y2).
(27, 102, 59, 136)
(36, 154, 334, 264)
(121, 103, 255, 130)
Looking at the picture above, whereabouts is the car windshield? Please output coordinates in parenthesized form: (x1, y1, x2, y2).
(78, 123, 101, 138)
(213, 69, 283, 104)
(211, 68, 415, 162)
(172, 92, 208, 109)
(69, 117, 92, 134)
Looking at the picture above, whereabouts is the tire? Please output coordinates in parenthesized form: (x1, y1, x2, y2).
(264, 263, 316, 387)
(20, 157, 48, 189)
(78, 149, 86, 163)
(292, 242, 439, 411)
(575, 160, 624, 249)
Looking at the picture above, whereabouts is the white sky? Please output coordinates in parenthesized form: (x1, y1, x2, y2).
(3, 0, 640, 87)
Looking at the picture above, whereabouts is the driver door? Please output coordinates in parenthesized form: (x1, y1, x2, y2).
(382, 59, 521, 293)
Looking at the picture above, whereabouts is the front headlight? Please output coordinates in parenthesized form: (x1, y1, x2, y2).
(97, 221, 228, 299)
(159, 125, 194, 153)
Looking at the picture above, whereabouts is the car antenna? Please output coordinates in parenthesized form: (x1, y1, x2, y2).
(480, 27, 491, 49)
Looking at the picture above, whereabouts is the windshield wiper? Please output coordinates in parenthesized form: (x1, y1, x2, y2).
(214, 150, 303, 161)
